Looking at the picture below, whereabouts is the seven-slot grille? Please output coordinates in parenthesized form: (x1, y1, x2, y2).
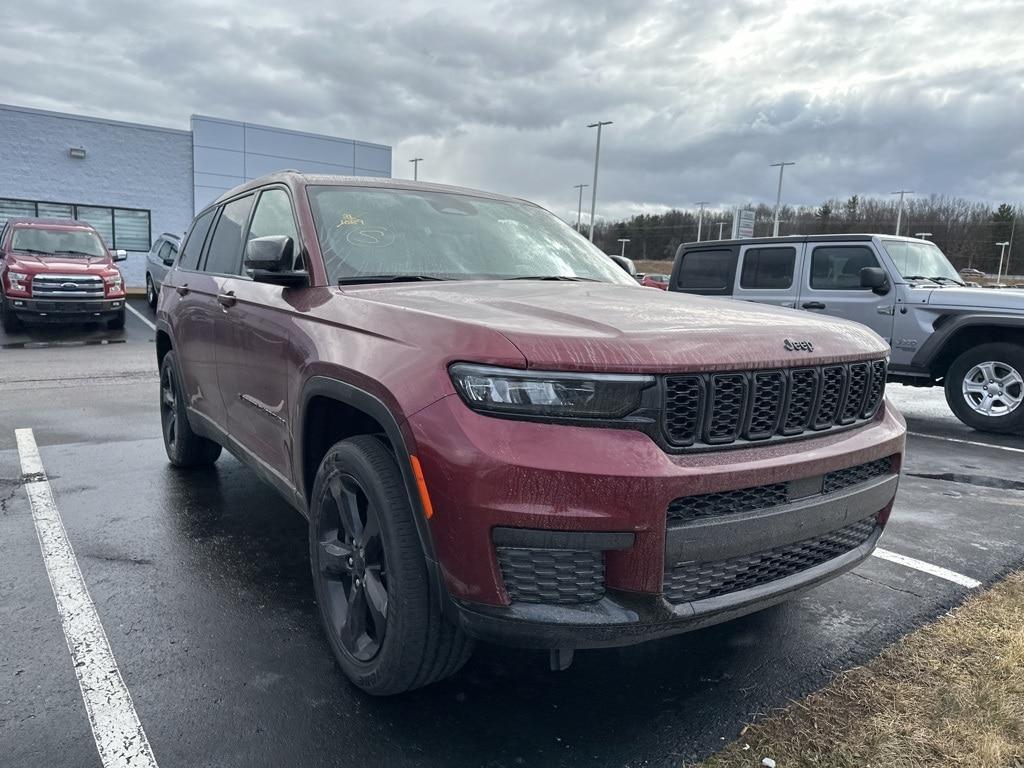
(663, 359, 886, 448)
(31, 274, 104, 299)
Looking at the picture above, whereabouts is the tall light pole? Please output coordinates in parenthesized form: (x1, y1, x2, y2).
(718, 221, 725, 240)
(618, 238, 630, 258)
(770, 162, 796, 237)
(587, 120, 613, 242)
(694, 201, 709, 241)
(573, 183, 589, 232)
(892, 189, 913, 235)
(997, 241, 1010, 285)
(409, 157, 423, 181)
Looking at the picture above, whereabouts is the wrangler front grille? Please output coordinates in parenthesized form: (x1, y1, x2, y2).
(663, 516, 878, 604)
(662, 359, 887, 449)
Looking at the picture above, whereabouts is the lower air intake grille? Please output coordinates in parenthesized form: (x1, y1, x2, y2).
(663, 516, 878, 604)
(496, 547, 605, 604)
(823, 458, 892, 494)
(667, 483, 789, 523)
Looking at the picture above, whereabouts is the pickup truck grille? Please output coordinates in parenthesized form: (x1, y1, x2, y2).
(662, 359, 887, 449)
(31, 274, 104, 299)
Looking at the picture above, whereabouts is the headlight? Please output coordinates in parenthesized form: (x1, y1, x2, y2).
(449, 363, 654, 419)
(104, 273, 124, 295)
(7, 271, 29, 292)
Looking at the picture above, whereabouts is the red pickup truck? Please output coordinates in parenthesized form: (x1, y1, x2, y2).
(0, 217, 128, 332)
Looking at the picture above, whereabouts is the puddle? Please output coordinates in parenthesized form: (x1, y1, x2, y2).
(907, 472, 1024, 492)
(1, 338, 127, 350)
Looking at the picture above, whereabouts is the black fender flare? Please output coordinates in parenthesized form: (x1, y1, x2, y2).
(296, 376, 448, 609)
(911, 313, 1024, 371)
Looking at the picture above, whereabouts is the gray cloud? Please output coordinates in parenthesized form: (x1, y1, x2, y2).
(0, 0, 1021, 224)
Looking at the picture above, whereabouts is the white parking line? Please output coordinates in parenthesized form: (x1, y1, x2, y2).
(908, 431, 1024, 455)
(872, 547, 982, 589)
(126, 303, 156, 332)
(15, 428, 159, 768)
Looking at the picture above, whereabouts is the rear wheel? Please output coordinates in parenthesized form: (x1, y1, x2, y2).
(309, 435, 472, 695)
(146, 274, 158, 309)
(159, 351, 222, 466)
(945, 342, 1024, 433)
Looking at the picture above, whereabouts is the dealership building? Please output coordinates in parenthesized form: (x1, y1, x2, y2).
(0, 103, 392, 285)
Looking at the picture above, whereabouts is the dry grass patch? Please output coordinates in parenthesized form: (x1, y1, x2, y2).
(701, 571, 1024, 768)
(633, 260, 674, 275)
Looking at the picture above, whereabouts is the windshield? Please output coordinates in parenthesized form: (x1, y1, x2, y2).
(307, 186, 636, 285)
(11, 227, 106, 258)
(881, 239, 961, 283)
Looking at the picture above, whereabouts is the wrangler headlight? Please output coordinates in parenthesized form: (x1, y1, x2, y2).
(449, 364, 654, 419)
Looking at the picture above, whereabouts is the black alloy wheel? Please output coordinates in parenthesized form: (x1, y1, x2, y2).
(315, 473, 388, 661)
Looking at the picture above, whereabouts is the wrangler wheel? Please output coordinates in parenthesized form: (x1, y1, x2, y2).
(945, 342, 1024, 434)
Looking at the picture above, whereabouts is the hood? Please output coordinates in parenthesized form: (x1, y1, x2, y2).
(5, 252, 114, 275)
(345, 281, 889, 372)
(920, 285, 1024, 312)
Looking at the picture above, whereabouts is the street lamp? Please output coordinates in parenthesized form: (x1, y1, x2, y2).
(770, 162, 796, 237)
(694, 201, 709, 242)
(573, 183, 589, 232)
(587, 120, 613, 242)
(892, 189, 913, 235)
(915, 232, 932, 240)
(409, 157, 423, 181)
(997, 241, 1010, 285)
(618, 238, 630, 258)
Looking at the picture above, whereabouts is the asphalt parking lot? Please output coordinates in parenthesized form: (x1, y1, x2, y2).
(2, 300, 1023, 768)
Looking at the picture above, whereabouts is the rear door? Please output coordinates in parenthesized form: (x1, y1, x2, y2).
(216, 186, 306, 484)
(796, 242, 895, 341)
(732, 244, 803, 308)
(670, 245, 739, 296)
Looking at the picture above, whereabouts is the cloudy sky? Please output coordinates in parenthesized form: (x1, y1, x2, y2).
(1, 0, 1022, 223)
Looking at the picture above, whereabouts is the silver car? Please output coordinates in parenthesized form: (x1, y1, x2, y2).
(145, 233, 181, 308)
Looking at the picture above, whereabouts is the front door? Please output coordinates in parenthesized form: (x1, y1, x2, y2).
(796, 243, 896, 342)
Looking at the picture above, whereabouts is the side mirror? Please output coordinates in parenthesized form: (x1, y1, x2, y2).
(113, 249, 128, 262)
(162, 252, 176, 267)
(244, 236, 308, 287)
(860, 266, 889, 294)
(609, 254, 636, 277)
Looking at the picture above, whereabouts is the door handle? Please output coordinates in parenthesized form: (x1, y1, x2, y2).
(217, 291, 237, 308)
(176, 283, 190, 296)
(802, 301, 826, 310)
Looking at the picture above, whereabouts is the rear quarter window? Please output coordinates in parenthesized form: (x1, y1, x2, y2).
(673, 248, 737, 295)
(178, 209, 217, 271)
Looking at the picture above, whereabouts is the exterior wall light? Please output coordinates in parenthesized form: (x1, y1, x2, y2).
(68, 147, 87, 159)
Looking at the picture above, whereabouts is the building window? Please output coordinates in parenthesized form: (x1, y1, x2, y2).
(0, 197, 151, 251)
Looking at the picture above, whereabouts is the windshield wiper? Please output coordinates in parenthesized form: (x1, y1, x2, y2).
(929, 276, 966, 286)
(902, 275, 942, 284)
(336, 274, 448, 285)
(14, 248, 52, 255)
(53, 250, 98, 258)
(505, 275, 601, 282)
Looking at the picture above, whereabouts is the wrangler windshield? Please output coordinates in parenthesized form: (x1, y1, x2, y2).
(11, 228, 106, 257)
(881, 239, 961, 283)
(307, 186, 635, 285)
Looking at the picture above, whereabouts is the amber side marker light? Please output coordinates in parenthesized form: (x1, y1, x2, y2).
(409, 455, 434, 519)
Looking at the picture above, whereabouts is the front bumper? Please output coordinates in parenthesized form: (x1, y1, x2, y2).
(407, 394, 905, 649)
(7, 297, 124, 322)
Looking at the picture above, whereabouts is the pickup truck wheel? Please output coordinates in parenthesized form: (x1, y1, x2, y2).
(945, 343, 1024, 433)
(1, 298, 20, 333)
(159, 351, 222, 466)
(309, 436, 473, 695)
(146, 274, 158, 309)
(108, 309, 126, 330)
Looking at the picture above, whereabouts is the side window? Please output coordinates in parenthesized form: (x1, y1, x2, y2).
(178, 209, 217, 271)
(157, 241, 173, 262)
(674, 248, 736, 294)
(740, 247, 796, 290)
(810, 246, 880, 290)
(203, 195, 255, 275)
(246, 189, 303, 270)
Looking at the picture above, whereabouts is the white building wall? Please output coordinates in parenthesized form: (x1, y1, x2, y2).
(191, 115, 391, 211)
(0, 104, 194, 286)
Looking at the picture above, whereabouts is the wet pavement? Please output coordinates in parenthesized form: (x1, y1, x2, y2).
(2, 300, 1023, 767)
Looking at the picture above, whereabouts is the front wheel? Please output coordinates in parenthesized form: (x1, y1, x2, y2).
(309, 435, 472, 695)
(945, 342, 1024, 433)
(1, 298, 20, 333)
(108, 309, 126, 330)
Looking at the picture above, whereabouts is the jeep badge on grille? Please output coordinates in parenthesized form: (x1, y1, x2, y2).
(783, 338, 814, 352)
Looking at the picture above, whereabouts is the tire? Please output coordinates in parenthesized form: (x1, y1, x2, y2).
(309, 435, 473, 695)
(159, 351, 222, 466)
(1, 298, 20, 333)
(944, 342, 1024, 434)
(146, 274, 158, 309)
(108, 309, 126, 330)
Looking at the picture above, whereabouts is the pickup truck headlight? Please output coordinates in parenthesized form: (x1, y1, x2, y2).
(449, 364, 654, 419)
(104, 273, 124, 296)
(6, 271, 29, 293)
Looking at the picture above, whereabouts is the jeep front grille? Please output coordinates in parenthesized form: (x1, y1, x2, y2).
(662, 359, 887, 449)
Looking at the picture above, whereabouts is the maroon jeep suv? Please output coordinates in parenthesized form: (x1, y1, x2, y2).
(1, 217, 128, 332)
(156, 172, 905, 694)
